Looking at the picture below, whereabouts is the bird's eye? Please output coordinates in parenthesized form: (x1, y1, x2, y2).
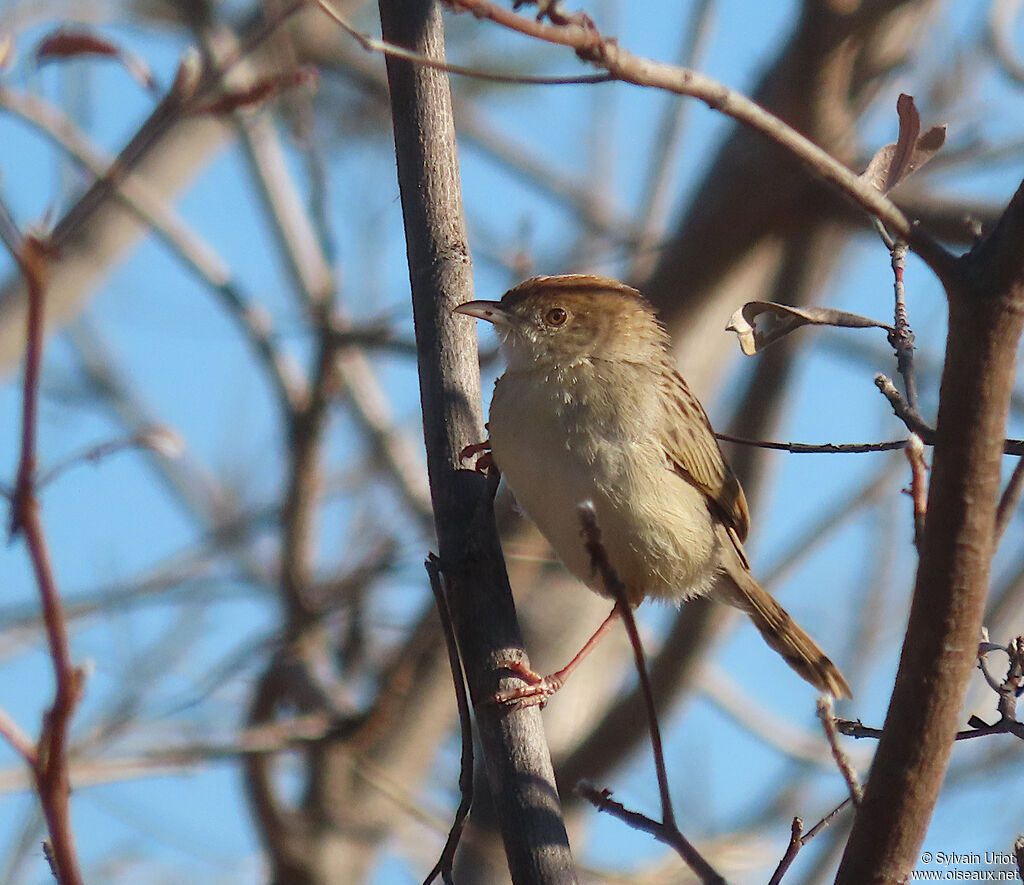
(544, 307, 568, 327)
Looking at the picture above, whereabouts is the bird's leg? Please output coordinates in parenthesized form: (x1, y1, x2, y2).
(493, 605, 622, 709)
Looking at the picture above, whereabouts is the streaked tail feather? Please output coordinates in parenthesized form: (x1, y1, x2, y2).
(717, 565, 852, 699)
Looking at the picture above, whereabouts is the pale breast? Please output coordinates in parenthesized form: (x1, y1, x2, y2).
(488, 363, 720, 604)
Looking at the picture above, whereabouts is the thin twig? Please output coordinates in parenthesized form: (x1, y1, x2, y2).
(333, 47, 640, 243)
(33, 428, 184, 490)
(575, 785, 726, 885)
(6, 235, 86, 885)
(767, 817, 803, 885)
(423, 555, 473, 885)
(875, 374, 1024, 453)
(715, 433, 907, 454)
(576, 503, 725, 885)
(874, 374, 934, 440)
(764, 800, 853, 885)
(838, 718, 1024, 742)
(816, 697, 863, 806)
(442, 0, 957, 280)
(577, 504, 672, 828)
(699, 665, 868, 769)
(802, 798, 852, 843)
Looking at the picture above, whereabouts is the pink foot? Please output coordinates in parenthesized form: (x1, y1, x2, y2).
(492, 659, 566, 709)
(459, 440, 495, 474)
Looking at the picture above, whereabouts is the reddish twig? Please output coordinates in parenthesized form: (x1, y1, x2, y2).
(6, 235, 86, 885)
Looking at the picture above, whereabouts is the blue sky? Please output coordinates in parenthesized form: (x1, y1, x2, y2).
(0, 0, 1022, 882)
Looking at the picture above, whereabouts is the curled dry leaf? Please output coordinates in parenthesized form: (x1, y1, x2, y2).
(726, 302, 893, 356)
(860, 93, 946, 194)
(34, 29, 158, 94)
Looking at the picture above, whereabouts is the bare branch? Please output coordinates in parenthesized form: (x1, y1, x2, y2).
(6, 235, 86, 885)
(442, 0, 957, 279)
(575, 785, 725, 885)
(767, 817, 803, 885)
(378, 1, 575, 880)
(317, 0, 612, 84)
(714, 433, 906, 455)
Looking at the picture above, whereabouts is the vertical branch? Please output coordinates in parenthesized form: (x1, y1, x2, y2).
(8, 235, 86, 885)
(836, 180, 1024, 884)
(377, 0, 576, 881)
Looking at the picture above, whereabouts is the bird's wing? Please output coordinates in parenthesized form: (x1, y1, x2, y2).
(659, 366, 751, 541)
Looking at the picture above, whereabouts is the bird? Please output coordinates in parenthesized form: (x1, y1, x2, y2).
(455, 274, 851, 706)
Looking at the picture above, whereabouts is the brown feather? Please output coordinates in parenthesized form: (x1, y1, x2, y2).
(716, 526, 852, 698)
(658, 365, 750, 541)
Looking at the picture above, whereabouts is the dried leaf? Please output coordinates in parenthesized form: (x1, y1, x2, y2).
(726, 302, 893, 356)
(35, 29, 158, 94)
(860, 94, 946, 194)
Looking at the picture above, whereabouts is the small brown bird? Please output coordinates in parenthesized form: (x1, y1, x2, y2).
(455, 274, 850, 706)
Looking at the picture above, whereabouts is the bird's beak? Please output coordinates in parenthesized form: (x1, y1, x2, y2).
(453, 300, 511, 326)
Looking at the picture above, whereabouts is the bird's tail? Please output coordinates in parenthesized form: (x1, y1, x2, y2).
(716, 561, 852, 699)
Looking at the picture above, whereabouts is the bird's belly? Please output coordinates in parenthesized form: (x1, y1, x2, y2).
(489, 390, 718, 604)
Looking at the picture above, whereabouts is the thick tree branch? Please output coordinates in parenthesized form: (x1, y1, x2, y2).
(835, 179, 1024, 884)
(377, 0, 576, 881)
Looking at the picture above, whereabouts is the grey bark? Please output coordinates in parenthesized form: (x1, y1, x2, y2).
(377, 0, 577, 881)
